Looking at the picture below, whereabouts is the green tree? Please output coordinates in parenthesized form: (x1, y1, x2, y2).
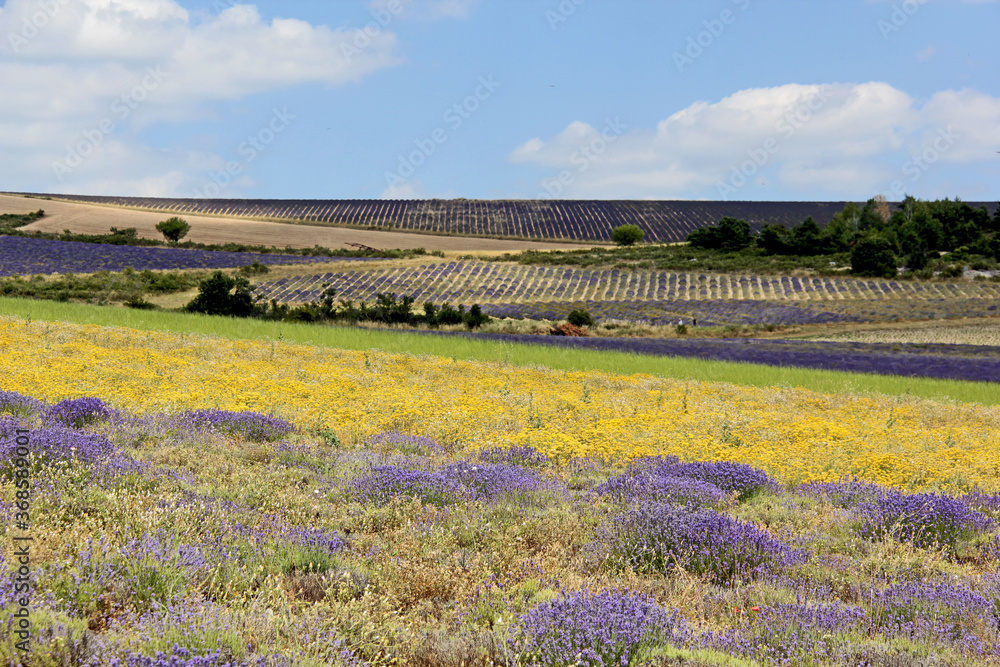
(756, 224, 788, 255)
(611, 224, 645, 246)
(789, 216, 823, 255)
(185, 271, 257, 317)
(567, 309, 595, 327)
(156, 217, 191, 244)
(717, 216, 753, 251)
(851, 236, 897, 278)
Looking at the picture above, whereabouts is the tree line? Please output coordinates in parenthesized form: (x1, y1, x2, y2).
(685, 197, 1000, 278)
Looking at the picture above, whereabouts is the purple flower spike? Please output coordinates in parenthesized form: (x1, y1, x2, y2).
(604, 503, 801, 585)
(0, 391, 44, 417)
(181, 409, 294, 442)
(857, 490, 995, 550)
(508, 588, 682, 666)
(47, 397, 116, 429)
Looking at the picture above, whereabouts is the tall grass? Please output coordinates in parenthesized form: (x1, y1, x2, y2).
(1, 296, 997, 405)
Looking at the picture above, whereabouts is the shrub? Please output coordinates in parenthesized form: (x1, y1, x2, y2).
(47, 397, 116, 429)
(185, 271, 258, 318)
(611, 224, 645, 246)
(507, 589, 680, 666)
(477, 445, 551, 468)
(368, 431, 445, 456)
(603, 503, 798, 584)
(0, 391, 44, 417)
(180, 409, 294, 442)
(155, 217, 191, 243)
(596, 472, 729, 508)
(851, 236, 897, 278)
(857, 490, 995, 550)
(627, 457, 775, 502)
(348, 466, 462, 507)
(567, 309, 595, 327)
(464, 304, 490, 329)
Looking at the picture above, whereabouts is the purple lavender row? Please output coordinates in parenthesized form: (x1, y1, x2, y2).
(0, 236, 349, 277)
(425, 332, 1000, 382)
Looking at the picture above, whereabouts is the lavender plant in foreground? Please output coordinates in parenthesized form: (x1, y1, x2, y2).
(862, 580, 999, 652)
(440, 461, 544, 503)
(596, 471, 729, 509)
(179, 409, 294, 442)
(477, 445, 551, 468)
(348, 466, 464, 507)
(47, 396, 116, 429)
(795, 477, 890, 509)
(368, 431, 445, 456)
(698, 602, 867, 664)
(626, 456, 775, 502)
(507, 588, 682, 666)
(348, 461, 543, 506)
(857, 490, 996, 551)
(603, 503, 801, 585)
(0, 390, 44, 417)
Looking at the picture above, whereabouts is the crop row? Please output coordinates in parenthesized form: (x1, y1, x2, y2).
(4, 316, 999, 491)
(18, 194, 867, 242)
(445, 331, 1000, 383)
(254, 261, 1000, 306)
(0, 236, 342, 276)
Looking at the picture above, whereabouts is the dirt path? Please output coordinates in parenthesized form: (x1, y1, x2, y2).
(0, 194, 593, 252)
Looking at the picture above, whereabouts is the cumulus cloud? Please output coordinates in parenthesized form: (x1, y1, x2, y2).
(0, 0, 402, 196)
(509, 82, 1000, 200)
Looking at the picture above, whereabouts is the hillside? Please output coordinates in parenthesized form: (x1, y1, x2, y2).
(2, 194, 880, 243)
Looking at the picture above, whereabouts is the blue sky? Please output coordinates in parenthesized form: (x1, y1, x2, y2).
(0, 0, 998, 202)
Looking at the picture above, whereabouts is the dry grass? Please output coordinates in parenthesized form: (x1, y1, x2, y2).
(0, 193, 591, 252)
(808, 320, 1000, 346)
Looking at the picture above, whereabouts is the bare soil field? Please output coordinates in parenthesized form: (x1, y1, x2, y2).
(0, 194, 589, 252)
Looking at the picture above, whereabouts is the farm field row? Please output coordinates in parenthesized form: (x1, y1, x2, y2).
(0, 235, 346, 277)
(431, 331, 1000, 383)
(0, 193, 587, 252)
(254, 261, 1000, 306)
(13, 193, 868, 242)
(811, 322, 1000, 346)
(3, 391, 1000, 664)
(4, 298, 997, 405)
(1, 314, 998, 490)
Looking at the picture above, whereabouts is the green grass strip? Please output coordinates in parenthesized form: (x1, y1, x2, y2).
(2, 296, 997, 405)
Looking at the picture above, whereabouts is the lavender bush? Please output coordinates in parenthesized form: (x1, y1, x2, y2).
(0, 390, 44, 417)
(441, 461, 544, 503)
(857, 490, 995, 550)
(47, 397, 116, 429)
(596, 472, 729, 509)
(796, 477, 890, 509)
(698, 602, 867, 664)
(348, 466, 463, 507)
(477, 445, 551, 468)
(506, 589, 681, 666)
(348, 461, 543, 507)
(625, 456, 774, 502)
(180, 410, 294, 442)
(368, 431, 445, 456)
(603, 503, 800, 585)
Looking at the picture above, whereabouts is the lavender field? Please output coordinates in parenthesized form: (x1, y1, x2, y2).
(432, 332, 1000, 383)
(254, 262, 1000, 305)
(1, 391, 999, 665)
(0, 236, 346, 277)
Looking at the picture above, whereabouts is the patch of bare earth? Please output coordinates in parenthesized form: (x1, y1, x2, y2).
(0, 194, 595, 252)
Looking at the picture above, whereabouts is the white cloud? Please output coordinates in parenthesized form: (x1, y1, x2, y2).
(509, 82, 1000, 200)
(0, 0, 402, 196)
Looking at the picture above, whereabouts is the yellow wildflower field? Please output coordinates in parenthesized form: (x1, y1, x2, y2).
(2, 316, 998, 492)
